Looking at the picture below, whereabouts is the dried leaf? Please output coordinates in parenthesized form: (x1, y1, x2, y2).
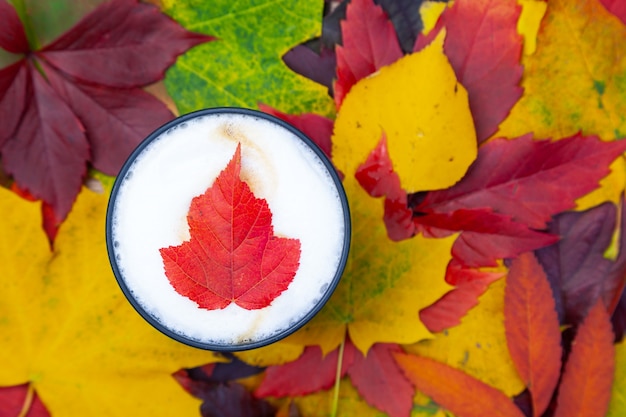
(553, 300, 615, 417)
(504, 253, 562, 417)
(396, 352, 526, 417)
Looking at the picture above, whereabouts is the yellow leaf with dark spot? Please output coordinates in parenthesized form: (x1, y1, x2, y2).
(332, 33, 477, 193)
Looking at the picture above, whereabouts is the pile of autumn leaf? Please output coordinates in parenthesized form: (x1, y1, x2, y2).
(1, 0, 626, 416)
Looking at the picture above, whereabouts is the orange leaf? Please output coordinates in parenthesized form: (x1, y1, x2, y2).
(394, 353, 525, 417)
(554, 300, 615, 417)
(504, 252, 562, 417)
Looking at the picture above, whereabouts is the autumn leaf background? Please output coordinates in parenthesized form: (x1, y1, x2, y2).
(1, 0, 626, 416)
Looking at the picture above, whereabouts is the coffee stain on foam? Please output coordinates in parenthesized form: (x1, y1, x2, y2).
(235, 308, 267, 345)
(216, 122, 278, 201)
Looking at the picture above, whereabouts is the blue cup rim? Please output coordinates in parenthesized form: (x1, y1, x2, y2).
(105, 107, 351, 351)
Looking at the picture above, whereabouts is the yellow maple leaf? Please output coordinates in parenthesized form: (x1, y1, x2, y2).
(404, 278, 526, 397)
(0, 186, 219, 416)
(288, 177, 456, 355)
(332, 32, 477, 193)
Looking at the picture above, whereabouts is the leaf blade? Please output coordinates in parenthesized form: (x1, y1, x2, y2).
(504, 252, 562, 417)
(554, 300, 615, 417)
(395, 353, 526, 417)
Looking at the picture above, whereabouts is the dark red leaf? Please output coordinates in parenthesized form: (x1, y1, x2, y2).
(415, 209, 558, 267)
(0, 0, 29, 54)
(0, 61, 28, 146)
(414, 0, 523, 142)
(335, 0, 403, 107)
(375, 0, 426, 53)
(160, 145, 301, 310)
(0, 0, 213, 241)
(0, 384, 51, 417)
(255, 344, 356, 397)
(534, 202, 618, 326)
(395, 353, 526, 417)
(282, 45, 337, 93)
(415, 134, 626, 230)
(2, 64, 88, 222)
(355, 134, 415, 240)
(504, 253, 562, 417)
(39, 0, 214, 88)
(553, 300, 615, 417)
(347, 343, 414, 417)
(258, 103, 334, 159)
(41, 60, 173, 175)
(600, 0, 626, 25)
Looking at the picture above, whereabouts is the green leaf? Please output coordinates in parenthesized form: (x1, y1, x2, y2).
(162, 0, 334, 116)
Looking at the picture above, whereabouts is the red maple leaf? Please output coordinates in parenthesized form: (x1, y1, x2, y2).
(159, 144, 301, 310)
(255, 338, 414, 417)
(414, 0, 524, 143)
(0, 0, 214, 241)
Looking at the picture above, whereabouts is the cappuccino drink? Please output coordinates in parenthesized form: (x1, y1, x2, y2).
(106, 108, 350, 351)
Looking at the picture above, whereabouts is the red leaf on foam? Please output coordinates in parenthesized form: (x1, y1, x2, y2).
(159, 145, 301, 310)
(334, 0, 403, 107)
(258, 103, 334, 159)
(414, 0, 523, 142)
(395, 353, 525, 417)
(553, 300, 615, 417)
(504, 253, 562, 417)
(0, 0, 213, 240)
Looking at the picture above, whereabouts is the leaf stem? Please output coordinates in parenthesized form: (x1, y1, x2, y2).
(330, 334, 346, 417)
(10, 0, 40, 50)
(17, 384, 35, 417)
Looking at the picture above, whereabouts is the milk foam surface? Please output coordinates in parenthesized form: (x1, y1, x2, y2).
(110, 112, 346, 347)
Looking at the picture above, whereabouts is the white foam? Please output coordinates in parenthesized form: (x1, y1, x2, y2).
(110, 112, 346, 347)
